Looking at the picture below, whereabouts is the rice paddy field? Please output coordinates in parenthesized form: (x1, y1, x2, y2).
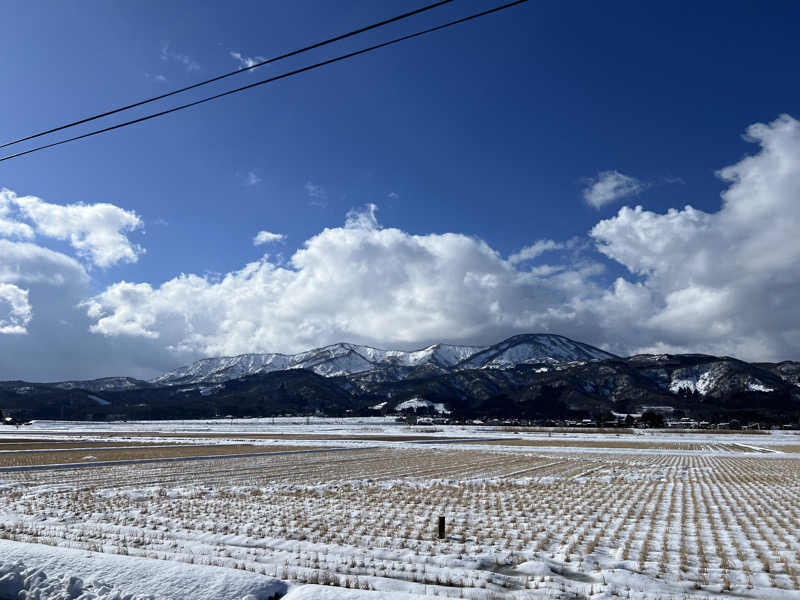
(1, 418, 799, 599)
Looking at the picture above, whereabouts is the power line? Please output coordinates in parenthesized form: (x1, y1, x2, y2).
(0, 0, 527, 164)
(0, 0, 456, 151)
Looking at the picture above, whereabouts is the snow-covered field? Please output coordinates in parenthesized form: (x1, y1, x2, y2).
(1, 419, 799, 599)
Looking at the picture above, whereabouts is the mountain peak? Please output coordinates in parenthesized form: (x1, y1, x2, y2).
(457, 333, 616, 370)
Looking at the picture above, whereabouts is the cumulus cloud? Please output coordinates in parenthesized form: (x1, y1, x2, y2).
(0, 282, 32, 334)
(583, 170, 645, 208)
(2, 190, 144, 268)
(82, 114, 800, 365)
(0, 237, 180, 381)
(230, 51, 265, 71)
(4, 115, 800, 380)
(0, 190, 35, 239)
(588, 114, 800, 359)
(0, 238, 89, 288)
(84, 201, 603, 358)
(0, 191, 168, 379)
(253, 231, 285, 246)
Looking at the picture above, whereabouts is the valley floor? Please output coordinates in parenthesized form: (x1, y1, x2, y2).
(1, 418, 799, 599)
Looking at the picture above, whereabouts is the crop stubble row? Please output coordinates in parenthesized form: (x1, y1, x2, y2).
(1, 447, 799, 598)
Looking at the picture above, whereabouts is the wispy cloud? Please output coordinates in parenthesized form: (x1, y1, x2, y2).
(509, 239, 564, 264)
(387, 192, 399, 200)
(583, 171, 645, 209)
(253, 230, 285, 246)
(145, 73, 168, 83)
(244, 171, 262, 187)
(345, 203, 379, 230)
(160, 43, 200, 72)
(230, 51, 265, 71)
(305, 181, 327, 207)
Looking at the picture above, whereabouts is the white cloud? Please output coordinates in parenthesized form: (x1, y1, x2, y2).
(0, 190, 164, 378)
(2, 189, 144, 268)
(84, 202, 601, 358)
(0, 239, 89, 288)
(4, 115, 800, 380)
(0, 190, 35, 239)
(244, 170, 262, 186)
(253, 230, 285, 246)
(587, 114, 800, 359)
(230, 51, 265, 71)
(82, 114, 800, 365)
(160, 43, 199, 72)
(345, 203, 379, 230)
(0, 237, 180, 381)
(0, 236, 90, 341)
(509, 239, 564, 264)
(583, 170, 645, 208)
(0, 282, 32, 334)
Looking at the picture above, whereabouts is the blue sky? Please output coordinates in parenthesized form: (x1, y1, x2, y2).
(2, 0, 800, 380)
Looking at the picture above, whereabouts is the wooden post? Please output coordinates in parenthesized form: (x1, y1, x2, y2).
(438, 515, 445, 539)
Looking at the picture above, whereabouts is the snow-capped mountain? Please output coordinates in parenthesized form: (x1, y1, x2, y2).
(456, 334, 615, 369)
(151, 334, 615, 386)
(3, 339, 798, 423)
(623, 354, 796, 399)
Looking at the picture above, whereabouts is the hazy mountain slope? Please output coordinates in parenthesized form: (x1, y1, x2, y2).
(49, 377, 153, 392)
(757, 361, 800, 387)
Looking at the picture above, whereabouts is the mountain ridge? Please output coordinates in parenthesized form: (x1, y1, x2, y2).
(2, 334, 798, 424)
(150, 334, 616, 387)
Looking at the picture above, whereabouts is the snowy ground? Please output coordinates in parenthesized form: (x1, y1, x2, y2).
(1, 419, 799, 598)
(0, 539, 286, 599)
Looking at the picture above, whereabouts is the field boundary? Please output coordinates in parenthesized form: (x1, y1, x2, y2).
(0, 445, 371, 473)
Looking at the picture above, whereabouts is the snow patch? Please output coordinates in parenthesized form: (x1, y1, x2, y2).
(747, 380, 774, 392)
(394, 398, 450, 414)
(668, 377, 697, 394)
(283, 585, 429, 600)
(0, 540, 286, 600)
(668, 369, 716, 395)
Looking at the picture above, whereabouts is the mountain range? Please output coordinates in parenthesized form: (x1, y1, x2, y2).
(1, 334, 799, 423)
(151, 334, 615, 386)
